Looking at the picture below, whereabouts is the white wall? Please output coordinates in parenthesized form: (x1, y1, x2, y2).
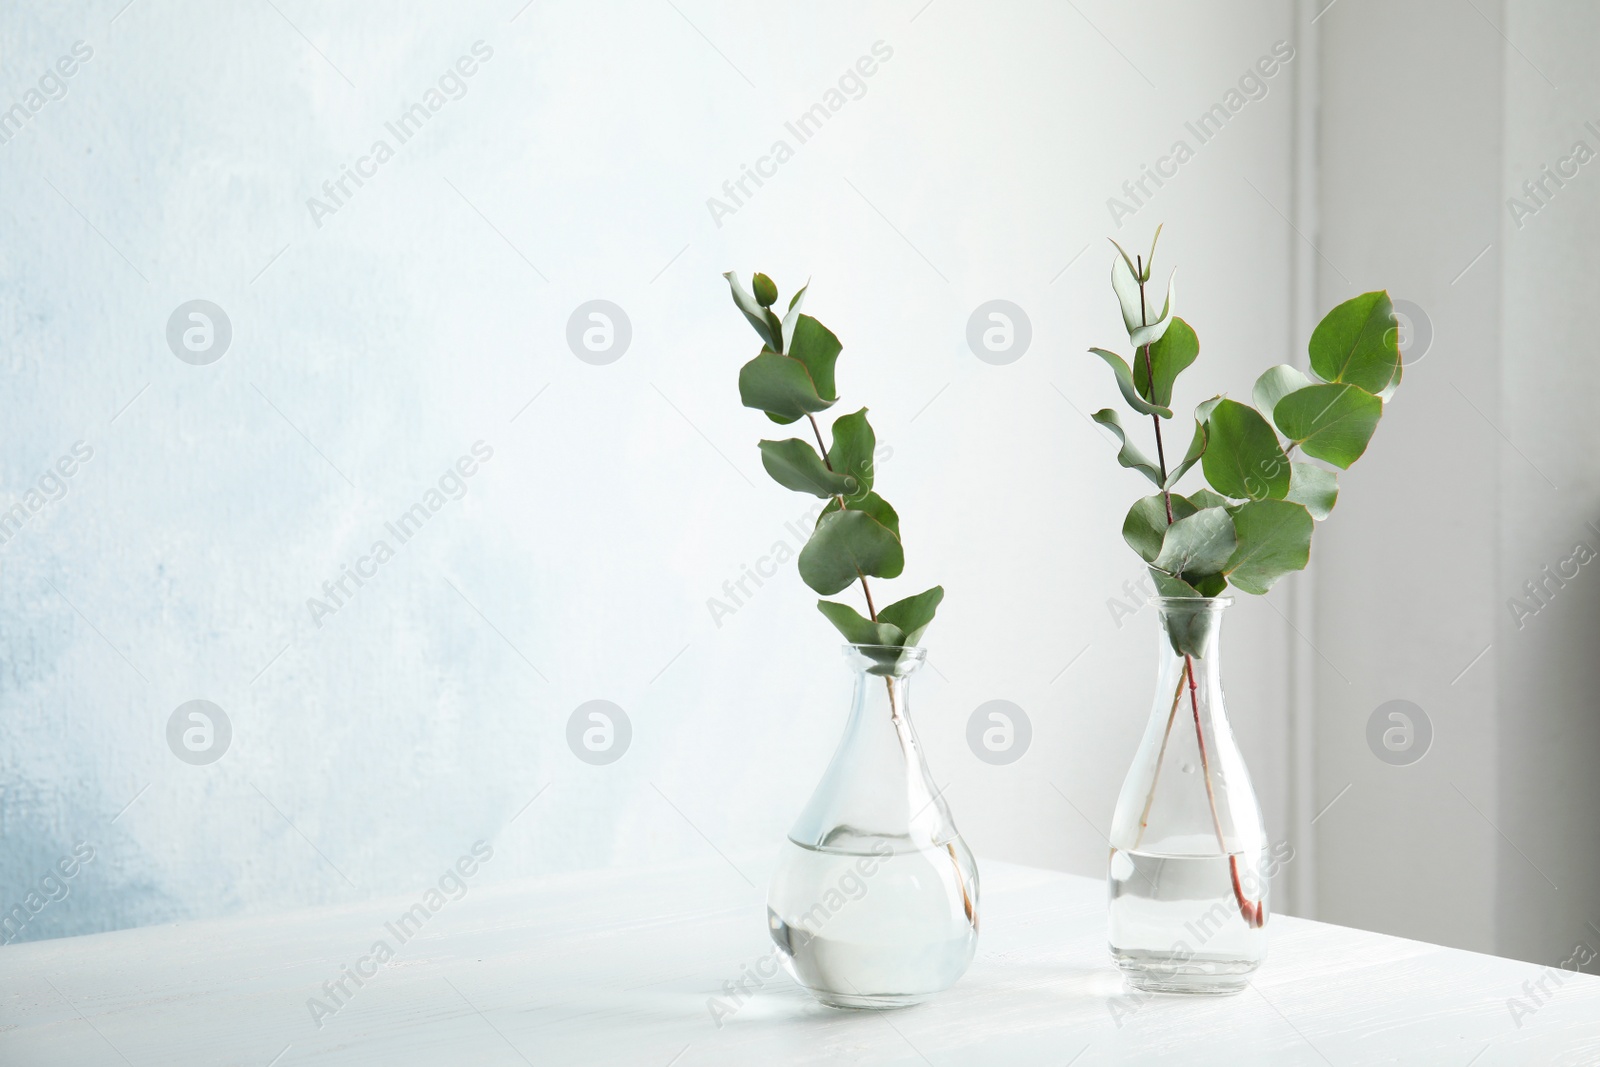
(1, 0, 1303, 943)
(1315, 0, 1600, 966)
(1313, 0, 1505, 953)
(1496, 0, 1600, 966)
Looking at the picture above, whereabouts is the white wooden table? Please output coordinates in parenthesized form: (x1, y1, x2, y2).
(3, 859, 1598, 1066)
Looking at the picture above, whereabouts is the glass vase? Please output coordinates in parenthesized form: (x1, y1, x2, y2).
(1107, 596, 1269, 994)
(767, 644, 979, 1009)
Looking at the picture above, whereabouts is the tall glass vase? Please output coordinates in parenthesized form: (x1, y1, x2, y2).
(767, 644, 979, 1009)
(1108, 596, 1269, 994)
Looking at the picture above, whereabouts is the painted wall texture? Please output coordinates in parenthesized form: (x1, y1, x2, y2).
(1315, 0, 1600, 968)
(1, 0, 1307, 944)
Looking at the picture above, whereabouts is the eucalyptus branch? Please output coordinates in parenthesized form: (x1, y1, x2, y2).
(1090, 228, 1404, 933)
(1133, 252, 1263, 929)
(725, 271, 944, 652)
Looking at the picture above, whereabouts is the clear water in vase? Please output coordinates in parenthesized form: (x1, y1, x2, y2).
(1109, 841, 1268, 994)
(768, 836, 978, 1008)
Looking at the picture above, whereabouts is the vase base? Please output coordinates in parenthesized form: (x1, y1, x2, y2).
(805, 988, 933, 1010)
(1114, 956, 1259, 996)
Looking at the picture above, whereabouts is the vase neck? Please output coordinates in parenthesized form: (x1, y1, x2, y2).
(787, 646, 955, 854)
(1106, 595, 1264, 857)
(1154, 596, 1229, 720)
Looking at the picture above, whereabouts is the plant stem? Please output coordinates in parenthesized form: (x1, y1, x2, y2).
(1132, 672, 1187, 850)
(1133, 257, 1264, 930)
(1136, 257, 1174, 523)
(1186, 654, 1264, 927)
(803, 396, 970, 924)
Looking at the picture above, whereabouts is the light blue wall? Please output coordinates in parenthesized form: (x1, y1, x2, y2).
(0, 0, 1299, 942)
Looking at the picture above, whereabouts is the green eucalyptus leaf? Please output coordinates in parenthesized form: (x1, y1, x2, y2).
(1273, 383, 1382, 470)
(1149, 568, 1201, 598)
(1187, 487, 1234, 510)
(1191, 573, 1228, 597)
(1090, 349, 1172, 418)
(819, 491, 900, 539)
(786, 315, 842, 405)
(1201, 398, 1290, 501)
(757, 438, 855, 498)
(1129, 269, 1176, 349)
(1153, 506, 1237, 583)
(1135, 317, 1199, 408)
(877, 585, 945, 646)
(817, 599, 904, 646)
(798, 508, 905, 595)
(1091, 409, 1163, 487)
(1145, 224, 1164, 278)
(779, 282, 809, 353)
(1123, 493, 1197, 563)
(1164, 415, 1208, 488)
(1253, 364, 1313, 421)
(1286, 462, 1339, 520)
(1109, 237, 1145, 283)
(1111, 253, 1145, 335)
(723, 272, 782, 350)
(826, 408, 876, 497)
(1224, 499, 1313, 594)
(1308, 290, 1402, 395)
(1147, 567, 1218, 658)
(738, 349, 833, 423)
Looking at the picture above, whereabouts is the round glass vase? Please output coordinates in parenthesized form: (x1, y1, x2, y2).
(1107, 596, 1270, 994)
(767, 644, 979, 1009)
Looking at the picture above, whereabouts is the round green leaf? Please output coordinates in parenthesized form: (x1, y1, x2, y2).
(1135, 316, 1199, 409)
(1223, 499, 1313, 594)
(1153, 507, 1237, 582)
(877, 585, 945, 646)
(1122, 493, 1197, 563)
(1286, 462, 1339, 520)
(1273, 383, 1382, 470)
(1200, 399, 1290, 501)
(1185, 488, 1231, 511)
(1308, 291, 1402, 395)
(786, 315, 841, 405)
(738, 350, 834, 423)
(1252, 364, 1313, 421)
(819, 490, 899, 538)
(798, 508, 904, 595)
(817, 599, 904, 646)
(1147, 567, 1221, 658)
(827, 408, 876, 496)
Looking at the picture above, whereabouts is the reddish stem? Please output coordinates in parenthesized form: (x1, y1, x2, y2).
(1185, 654, 1265, 928)
(1134, 251, 1263, 929)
